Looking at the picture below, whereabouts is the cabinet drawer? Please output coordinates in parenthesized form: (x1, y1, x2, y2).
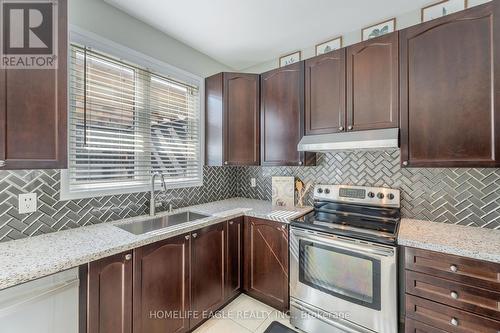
(406, 271, 500, 319)
(405, 317, 451, 333)
(406, 295, 500, 333)
(405, 247, 500, 292)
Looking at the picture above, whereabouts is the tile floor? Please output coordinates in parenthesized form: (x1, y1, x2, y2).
(193, 294, 303, 333)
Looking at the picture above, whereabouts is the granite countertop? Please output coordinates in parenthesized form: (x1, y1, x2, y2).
(0, 198, 312, 290)
(398, 218, 500, 264)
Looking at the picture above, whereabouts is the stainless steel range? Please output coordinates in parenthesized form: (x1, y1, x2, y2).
(289, 185, 400, 333)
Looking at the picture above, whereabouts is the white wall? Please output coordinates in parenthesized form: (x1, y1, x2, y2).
(243, 0, 491, 74)
(68, 0, 230, 77)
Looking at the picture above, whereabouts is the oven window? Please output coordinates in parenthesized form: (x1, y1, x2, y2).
(299, 240, 381, 310)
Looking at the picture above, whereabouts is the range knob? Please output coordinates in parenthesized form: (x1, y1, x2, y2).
(317, 188, 323, 194)
(367, 192, 375, 198)
(387, 193, 395, 200)
(324, 188, 330, 194)
(377, 192, 385, 199)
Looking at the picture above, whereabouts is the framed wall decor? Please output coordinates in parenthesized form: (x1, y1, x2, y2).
(361, 18, 396, 41)
(315, 36, 343, 55)
(272, 176, 295, 207)
(279, 51, 301, 67)
(421, 0, 468, 22)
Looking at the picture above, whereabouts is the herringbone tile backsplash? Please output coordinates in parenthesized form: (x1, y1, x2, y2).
(1, 150, 499, 242)
(237, 151, 500, 229)
(0, 167, 238, 242)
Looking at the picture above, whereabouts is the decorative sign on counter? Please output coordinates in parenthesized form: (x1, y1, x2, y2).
(272, 177, 295, 207)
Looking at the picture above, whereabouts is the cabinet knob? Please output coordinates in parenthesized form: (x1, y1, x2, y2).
(348, 125, 353, 130)
(298, 161, 303, 166)
(192, 233, 198, 238)
(224, 161, 228, 165)
(338, 126, 344, 131)
(185, 235, 190, 240)
(281, 224, 287, 229)
(450, 318, 459, 326)
(450, 291, 459, 299)
(402, 161, 408, 167)
(450, 264, 458, 273)
(124, 254, 132, 261)
(0, 161, 5, 167)
(229, 221, 234, 225)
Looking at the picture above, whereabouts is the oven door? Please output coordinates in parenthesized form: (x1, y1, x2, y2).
(290, 227, 398, 333)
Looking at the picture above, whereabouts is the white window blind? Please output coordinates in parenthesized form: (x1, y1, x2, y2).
(67, 44, 202, 197)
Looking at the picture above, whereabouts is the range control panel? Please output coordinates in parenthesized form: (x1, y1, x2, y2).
(314, 185, 400, 208)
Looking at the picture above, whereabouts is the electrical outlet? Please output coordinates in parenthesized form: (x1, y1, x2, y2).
(18, 193, 37, 214)
(250, 178, 256, 188)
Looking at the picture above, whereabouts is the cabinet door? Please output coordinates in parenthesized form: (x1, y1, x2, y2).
(400, 2, 500, 167)
(261, 62, 314, 166)
(205, 73, 224, 166)
(225, 217, 243, 301)
(224, 73, 260, 165)
(305, 49, 346, 135)
(191, 223, 225, 328)
(243, 217, 289, 311)
(133, 234, 190, 333)
(88, 252, 133, 333)
(0, 0, 67, 170)
(347, 32, 399, 132)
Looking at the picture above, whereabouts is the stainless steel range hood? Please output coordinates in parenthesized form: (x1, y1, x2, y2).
(297, 128, 399, 152)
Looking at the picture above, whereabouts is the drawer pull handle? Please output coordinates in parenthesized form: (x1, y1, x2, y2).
(450, 318, 459, 326)
(450, 291, 459, 299)
(450, 264, 458, 273)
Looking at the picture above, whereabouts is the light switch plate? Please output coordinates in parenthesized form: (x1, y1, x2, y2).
(19, 193, 37, 214)
(250, 178, 256, 188)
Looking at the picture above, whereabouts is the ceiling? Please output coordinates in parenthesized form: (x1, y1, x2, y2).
(105, 0, 432, 70)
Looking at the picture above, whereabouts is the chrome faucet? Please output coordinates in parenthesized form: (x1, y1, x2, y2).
(150, 172, 167, 216)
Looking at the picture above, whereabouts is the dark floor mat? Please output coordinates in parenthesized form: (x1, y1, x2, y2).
(263, 321, 298, 333)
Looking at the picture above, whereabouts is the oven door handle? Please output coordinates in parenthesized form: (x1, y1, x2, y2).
(291, 228, 395, 258)
(291, 299, 374, 333)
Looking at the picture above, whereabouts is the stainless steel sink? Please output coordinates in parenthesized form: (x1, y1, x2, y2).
(116, 211, 210, 235)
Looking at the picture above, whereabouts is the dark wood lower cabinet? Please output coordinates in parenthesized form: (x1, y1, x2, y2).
(82, 218, 289, 333)
(225, 217, 243, 301)
(405, 317, 450, 333)
(133, 234, 191, 333)
(404, 247, 500, 333)
(243, 217, 289, 311)
(87, 251, 133, 333)
(190, 223, 225, 328)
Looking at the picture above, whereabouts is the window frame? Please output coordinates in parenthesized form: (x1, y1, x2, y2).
(61, 26, 205, 201)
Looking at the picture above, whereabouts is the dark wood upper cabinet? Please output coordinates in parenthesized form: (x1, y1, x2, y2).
(400, 2, 500, 167)
(190, 223, 226, 328)
(243, 217, 289, 311)
(305, 49, 347, 135)
(205, 72, 260, 166)
(0, 0, 67, 170)
(261, 62, 315, 166)
(347, 32, 399, 132)
(87, 252, 133, 333)
(225, 217, 243, 301)
(133, 234, 190, 333)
